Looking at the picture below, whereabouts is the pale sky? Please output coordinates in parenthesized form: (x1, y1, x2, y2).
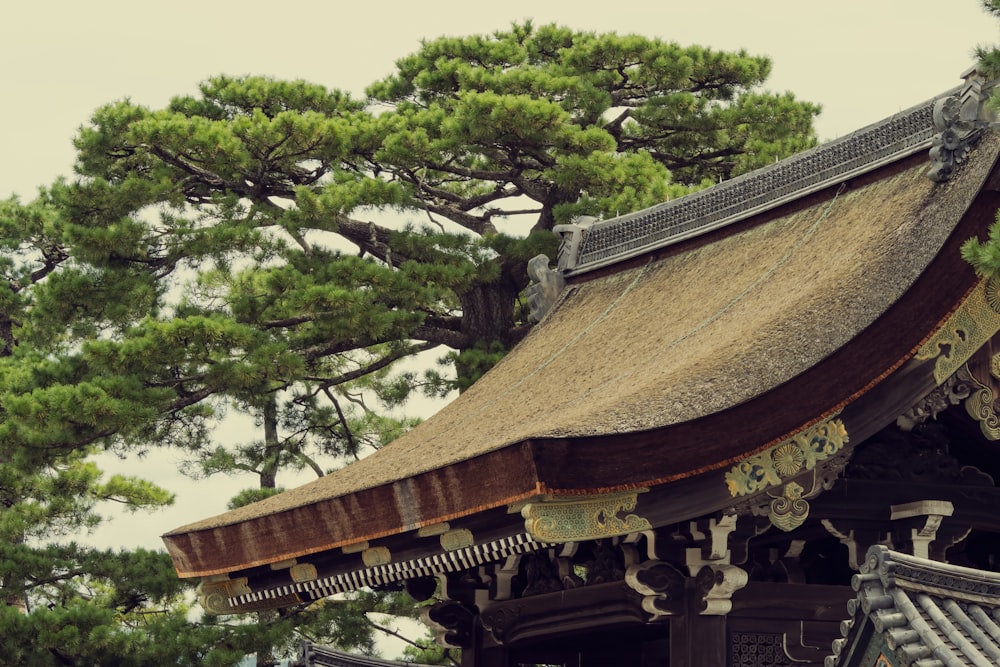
(3, 0, 999, 626)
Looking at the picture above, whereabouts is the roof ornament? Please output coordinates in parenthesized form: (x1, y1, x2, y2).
(552, 215, 598, 271)
(525, 254, 566, 322)
(927, 66, 997, 182)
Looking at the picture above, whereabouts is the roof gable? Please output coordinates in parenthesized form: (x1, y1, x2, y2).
(829, 546, 1000, 667)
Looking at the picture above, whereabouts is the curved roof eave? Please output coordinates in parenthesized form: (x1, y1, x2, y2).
(162, 119, 1000, 581)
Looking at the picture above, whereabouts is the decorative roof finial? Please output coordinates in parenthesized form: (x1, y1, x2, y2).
(927, 66, 996, 182)
(525, 254, 565, 322)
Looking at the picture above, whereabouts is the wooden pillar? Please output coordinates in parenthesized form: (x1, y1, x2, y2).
(668, 578, 728, 667)
(463, 616, 508, 667)
(669, 615, 726, 667)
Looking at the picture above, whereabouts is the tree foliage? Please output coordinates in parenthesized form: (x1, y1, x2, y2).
(961, 2, 1000, 277)
(0, 22, 819, 664)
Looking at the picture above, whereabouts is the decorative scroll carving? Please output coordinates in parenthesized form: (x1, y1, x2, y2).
(914, 278, 1000, 384)
(525, 254, 566, 322)
(726, 417, 849, 497)
(421, 600, 476, 649)
(624, 560, 686, 621)
(897, 367, 974, 431)
(847, 422, 994, 486)
(521, 491, 651, 542)
(695, 564, 748, 615)
(199, 577, 250, 615)
(200, 577, 300, 614)
(583, 541, 626, 585)
(732, 446, 849, 534)
(963, 363, 1000, 440)
(927, 67, 993, 182)
(768, 482, 810, 532)
(479, 604, 524, 644)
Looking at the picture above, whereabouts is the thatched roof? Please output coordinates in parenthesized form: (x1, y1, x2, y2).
(163, 83, 1000, 579)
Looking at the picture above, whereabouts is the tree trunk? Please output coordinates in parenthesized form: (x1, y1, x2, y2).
(256, 395, 281, 667)
(458, 279, 518, 346)
(454, 268, 523, 389)
(259, 394, 280, 490)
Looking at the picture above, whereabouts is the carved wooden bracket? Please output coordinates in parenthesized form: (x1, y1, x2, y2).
(897, 368, 974, 432)
(479, 580, 647, 645)
(695, 564, 749, 615)
(199, 577, 250, 615)
(888, 500, 970, 562)
(421, 600, 477, 649)
(624, 560, 686, 620)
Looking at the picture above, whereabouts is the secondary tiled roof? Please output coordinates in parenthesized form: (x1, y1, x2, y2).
(828, 546, 1000, 667)
(291, 642, 431, 667)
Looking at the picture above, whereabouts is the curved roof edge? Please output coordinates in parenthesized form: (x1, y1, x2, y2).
(828, 545, 1000, 666)
(161, 74, 1000, 585)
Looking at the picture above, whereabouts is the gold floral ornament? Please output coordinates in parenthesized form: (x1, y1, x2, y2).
(725, 417, 848, 497)
(771, 443, 805, 476)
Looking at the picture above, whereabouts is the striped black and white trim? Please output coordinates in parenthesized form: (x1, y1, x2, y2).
(229, 533, 548, 607)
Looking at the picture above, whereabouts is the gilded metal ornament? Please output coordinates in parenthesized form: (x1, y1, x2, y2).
(290, 563, 318, 583)
(771, 443, 805, 477)
(198, 577, 250, 615)
(440, 528, 475, 552)
(768, 482, 810, 532)
(725, 417, 849, 497)
(362, 546, 392, 567)
(521, 491, 652, 543)
(915, 278, 1000, 384)
(963, 370, 1000, 439)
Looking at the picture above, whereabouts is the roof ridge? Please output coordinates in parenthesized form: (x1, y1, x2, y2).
(863, 545, 1000, 600)
(557, 86, 958, 276)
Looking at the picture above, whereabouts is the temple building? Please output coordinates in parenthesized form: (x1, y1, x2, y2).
(163, 68, 1000, 666)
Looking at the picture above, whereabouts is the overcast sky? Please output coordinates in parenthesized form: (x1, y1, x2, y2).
(3, 0, 999, 621)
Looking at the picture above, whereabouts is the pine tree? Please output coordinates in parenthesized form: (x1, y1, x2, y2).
(0, 22, 819, 664)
